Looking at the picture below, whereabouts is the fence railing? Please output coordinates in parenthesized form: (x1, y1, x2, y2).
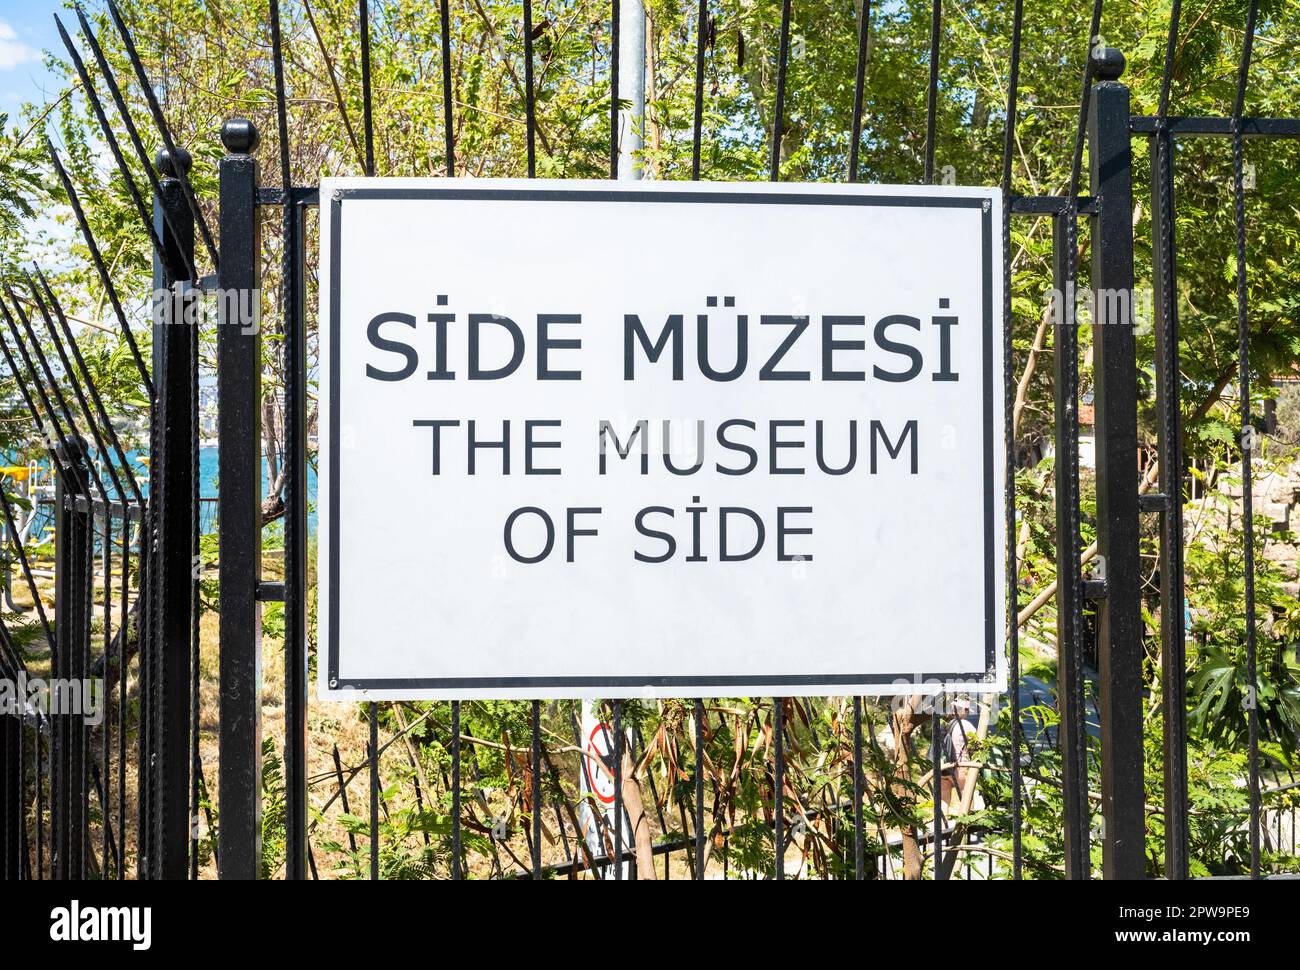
(1, 0, 1298, 880)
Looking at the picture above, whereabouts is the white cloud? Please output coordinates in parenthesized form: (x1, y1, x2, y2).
(0, 21, 40, 72)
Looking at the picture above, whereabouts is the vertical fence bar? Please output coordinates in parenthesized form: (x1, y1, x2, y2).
(0, 634, 20, 878)
(19, 677, 28, 880)
(773, 698, 784, 880)
(694, 699, 705, 879)
(135, 408, 152, 878)
(359, 0, 375, 174)
(438, 0, 462, 876)
(279, 105, 310, 891)
(522, 0, 542, 877)
(1151, 116, 1189, 882)
(1231, 0, 1261, 879)
(923, 0, 941, 183)
(690, 0, 706, 179)
(931, 699, 943, 878)
(1, 653, 20, 878)
(80, 509, 93, 878)
(1087, 48, 1144, 880)
(1001, 0, 1024, 881)
(852, 696, 864, 880)
(1, 670, 10, 879)
(685, 0, 708, 879)
(846, 0, 873, 875)
(767, 0, 791, 881)
(523, 0, 537, 177)
(366, 702, 379, 878)
(150, 146, 197, 880)
(351, 0, 381, 886)
(531, 699, 542, 878)
(439, 0, 455, 174)
(768, 0, 792, 180)
(1152, 0, 1186, 879)
(1052, 205, 1089, 880)
(36, 706, 44, 878)
(190, 284, 201, 880)
(370, 703, 380, 879)
(611, 701, 622, 879)
(118, 507, 129, 878)
(216, 119, 264, 879)
(53, 437, 90, 880)
(267, 0, 306, 881)
(102, 506, 112, 876)
(610, 0, 620, 176)
(451, 700, 462, 879)
(847, 0, 871, 182)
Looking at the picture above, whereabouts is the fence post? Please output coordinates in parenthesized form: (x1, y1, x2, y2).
(52, 435, 91, 879)
(149, 146, 197, 879)
(1087, 47, 1146, 879)
(216, 118, 264, 879)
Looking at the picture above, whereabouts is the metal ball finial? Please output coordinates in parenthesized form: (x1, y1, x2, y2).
(1092, 47, 1126, 81)
(156, 145, 193, 177)
(221, 118, 260, 155)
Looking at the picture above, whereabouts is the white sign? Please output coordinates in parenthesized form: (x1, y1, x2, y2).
(318, 178, 1006, 700)
(577, 702, 629, 876)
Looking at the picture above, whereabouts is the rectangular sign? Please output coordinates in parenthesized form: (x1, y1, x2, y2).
(318, 178, 1006, 700)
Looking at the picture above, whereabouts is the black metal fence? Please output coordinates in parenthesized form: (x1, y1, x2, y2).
(1, 0, 1298, 880)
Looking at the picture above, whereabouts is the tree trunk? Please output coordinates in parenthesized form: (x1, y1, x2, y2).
(620, 747, 657, 879)
(891, 695, 924, 880)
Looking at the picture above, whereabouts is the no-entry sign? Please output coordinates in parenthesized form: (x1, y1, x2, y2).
(318, 179, 1006, 700)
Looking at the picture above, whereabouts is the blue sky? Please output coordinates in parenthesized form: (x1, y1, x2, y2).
(0, 2, 64, 121)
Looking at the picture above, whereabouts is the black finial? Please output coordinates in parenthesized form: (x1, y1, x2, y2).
(220, 118, 260, 155)
(1092, 46, 1126, 82)
(156, 145, 193, 177)
(53, 434, 91, 465)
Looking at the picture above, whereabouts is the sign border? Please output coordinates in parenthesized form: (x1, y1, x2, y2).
(323, 183, 1000, 695)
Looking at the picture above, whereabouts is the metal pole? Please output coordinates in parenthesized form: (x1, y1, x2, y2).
(1087, 48, 1145, 880)
(578, 2, 647, 878)
(52, 436, 91, 879)
(1151, 122, 1190, 880)
(150, 146, 196, 879)
(216, 119, 264, 879)
(1051, 206, 1089, 880)
(616, 0, 645, 179)
(282, 145, 310, 888)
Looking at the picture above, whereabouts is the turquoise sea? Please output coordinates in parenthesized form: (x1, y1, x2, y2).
(199, 447, 318, 529)
(14, 447, 319, 532)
